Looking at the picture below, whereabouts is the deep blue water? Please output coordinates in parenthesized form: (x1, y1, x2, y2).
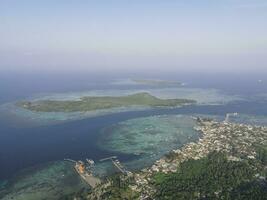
(0, 71, 267, 181)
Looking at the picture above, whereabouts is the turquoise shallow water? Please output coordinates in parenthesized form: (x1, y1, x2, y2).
(97, 115, 199, 171)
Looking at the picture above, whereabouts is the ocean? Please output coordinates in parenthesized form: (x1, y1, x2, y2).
(0, 70, 267, 199)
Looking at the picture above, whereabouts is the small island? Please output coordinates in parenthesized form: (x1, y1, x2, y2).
(17, 92, 196, 112)
(131, 79, 182, 87)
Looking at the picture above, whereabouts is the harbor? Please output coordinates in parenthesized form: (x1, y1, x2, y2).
(64, 156, 132, 188)
(64, 158, 101, 188)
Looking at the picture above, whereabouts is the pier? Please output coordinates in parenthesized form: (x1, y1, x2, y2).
(99, 156, 117, 162)
(100, 156, 129, 175)
(224, 113, 238, 123)
(64, 158, 76, 163)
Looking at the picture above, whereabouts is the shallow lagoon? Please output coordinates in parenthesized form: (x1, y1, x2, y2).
(97, 115, 199, 171)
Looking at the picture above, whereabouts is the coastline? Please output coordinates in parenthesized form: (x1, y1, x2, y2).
(88, 117, 267, 199)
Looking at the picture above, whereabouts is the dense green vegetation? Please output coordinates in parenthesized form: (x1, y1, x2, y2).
(94, 174, 138, 200)
(100, 185, 138, 200)
(152, 152, 267, 200)
(61, 174, 138, 200)
(256, 145, 267, 165)
(59, 187, 91, 200)
(17, 92, 196, 112)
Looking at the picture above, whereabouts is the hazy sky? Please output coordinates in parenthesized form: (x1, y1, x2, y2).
(0, 0, 266, 73)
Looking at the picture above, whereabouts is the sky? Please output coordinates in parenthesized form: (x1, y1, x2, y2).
(0, 0, 266, 73)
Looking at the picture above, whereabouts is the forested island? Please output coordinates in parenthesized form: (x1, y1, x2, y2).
(17, 92, 196, 112)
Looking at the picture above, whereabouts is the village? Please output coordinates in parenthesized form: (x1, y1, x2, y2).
(127, 117, 267, 199)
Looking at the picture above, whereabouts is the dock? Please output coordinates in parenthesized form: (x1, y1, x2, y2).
(99, 156, 117, 162)
(64, 158, 76, 163)
(224, 113, 238, 123)
(100, 156, 130, 175)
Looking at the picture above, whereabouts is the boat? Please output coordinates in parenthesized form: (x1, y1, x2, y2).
(65, 159, 101, 188)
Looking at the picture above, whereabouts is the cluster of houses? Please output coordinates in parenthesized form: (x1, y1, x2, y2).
(130, 118, 267, 199)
